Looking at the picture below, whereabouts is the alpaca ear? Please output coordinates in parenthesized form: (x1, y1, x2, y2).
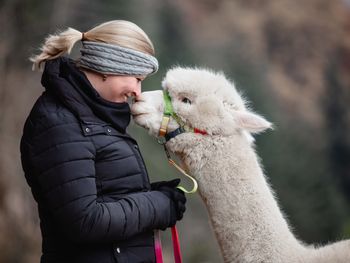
(235, 111, 272, 133)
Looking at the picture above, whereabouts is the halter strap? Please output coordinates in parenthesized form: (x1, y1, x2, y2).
(165, 127, 186, 142)
(160, 90, 207, 142)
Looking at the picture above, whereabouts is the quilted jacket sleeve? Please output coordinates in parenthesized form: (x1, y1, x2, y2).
(21, 111, 173, 243)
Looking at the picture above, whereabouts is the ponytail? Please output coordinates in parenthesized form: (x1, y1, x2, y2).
(30, 27, 82, 70)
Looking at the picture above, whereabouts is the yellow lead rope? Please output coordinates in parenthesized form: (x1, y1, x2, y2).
(163, 144, 198, 194)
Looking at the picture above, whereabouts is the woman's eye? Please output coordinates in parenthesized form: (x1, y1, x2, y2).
(181, 97, 192, 104)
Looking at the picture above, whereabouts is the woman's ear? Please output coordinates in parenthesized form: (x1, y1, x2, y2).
(234, 111, 273, 133)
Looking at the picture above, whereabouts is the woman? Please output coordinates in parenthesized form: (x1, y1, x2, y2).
(20, 20, 186, 263)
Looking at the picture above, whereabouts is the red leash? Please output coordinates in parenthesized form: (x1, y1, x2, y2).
(171, 226, 182, 262)
(155, 226, 182, 263)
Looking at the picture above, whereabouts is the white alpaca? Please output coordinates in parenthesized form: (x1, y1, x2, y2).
(131, 67, 350, 263)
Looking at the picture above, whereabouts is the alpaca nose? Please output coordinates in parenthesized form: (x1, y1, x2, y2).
(134, 94, 141, 102)
(134, 92, 147, 102)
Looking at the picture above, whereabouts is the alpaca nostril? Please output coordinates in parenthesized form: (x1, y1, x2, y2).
(135, 93, 146, 102)
(134, 95, 141, 102)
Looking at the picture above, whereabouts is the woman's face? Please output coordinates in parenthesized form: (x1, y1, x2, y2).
(101, 75, 144, 103)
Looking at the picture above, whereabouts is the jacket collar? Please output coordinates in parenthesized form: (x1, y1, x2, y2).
(41, 57, 132, 137)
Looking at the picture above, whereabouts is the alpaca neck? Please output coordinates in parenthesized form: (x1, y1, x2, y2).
(170, 134, 305, 262)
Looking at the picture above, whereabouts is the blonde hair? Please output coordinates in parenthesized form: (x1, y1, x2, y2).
(30, 20, 156, 70)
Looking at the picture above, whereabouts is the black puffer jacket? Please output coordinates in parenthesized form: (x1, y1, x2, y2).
(20, 57, 174, 263)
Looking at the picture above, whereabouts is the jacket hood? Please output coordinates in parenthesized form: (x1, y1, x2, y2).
(41, 57, 131, 133)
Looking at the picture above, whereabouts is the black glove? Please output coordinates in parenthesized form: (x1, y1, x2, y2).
(153, 179, 187, 228)
(151, 178, 182, 191)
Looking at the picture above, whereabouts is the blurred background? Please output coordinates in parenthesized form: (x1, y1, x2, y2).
(1, 0, 350, 262)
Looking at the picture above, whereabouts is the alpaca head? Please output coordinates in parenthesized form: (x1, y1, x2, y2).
(131, 67, 272, 144)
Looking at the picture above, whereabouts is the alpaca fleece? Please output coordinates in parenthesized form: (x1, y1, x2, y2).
(131, 66, 350, 263)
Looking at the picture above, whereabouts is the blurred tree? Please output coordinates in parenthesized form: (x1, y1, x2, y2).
(325, 47, 350, 200)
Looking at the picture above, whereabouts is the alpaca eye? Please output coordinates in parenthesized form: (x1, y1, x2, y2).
(181, 97, 192, 104)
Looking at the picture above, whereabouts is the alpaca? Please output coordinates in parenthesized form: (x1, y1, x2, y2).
(131, 67, 350, 263)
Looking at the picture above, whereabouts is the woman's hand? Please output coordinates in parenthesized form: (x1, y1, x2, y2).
(151, 178, 181, 191)
(152, 179, 187, 228)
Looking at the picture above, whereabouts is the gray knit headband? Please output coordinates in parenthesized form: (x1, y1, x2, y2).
(79, 41, 159, 76)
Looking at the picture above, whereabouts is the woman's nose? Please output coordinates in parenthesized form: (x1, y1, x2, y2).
(133, 83, 142, 97)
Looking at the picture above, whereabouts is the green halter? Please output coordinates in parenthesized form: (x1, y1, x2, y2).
(162, 90, 205, 137)
(163, 90, 186, 127)
(163, 90, 173, 116)
(158, 90, 198, 194)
